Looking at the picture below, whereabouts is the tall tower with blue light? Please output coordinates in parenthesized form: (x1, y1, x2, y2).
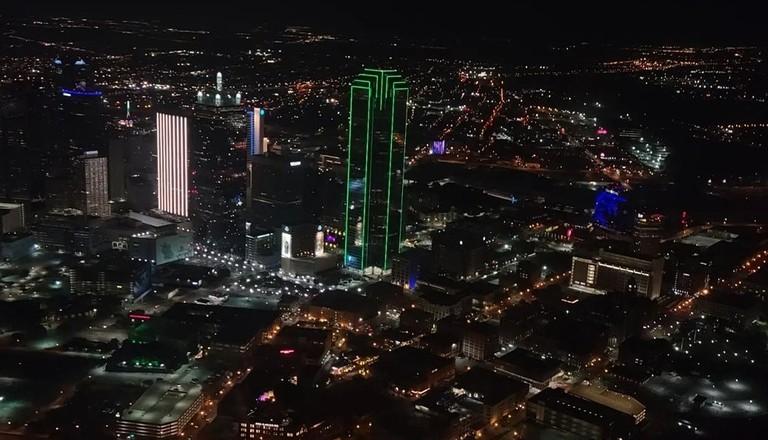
(247, 107, 265, 157)
(343, 69, 408, 274)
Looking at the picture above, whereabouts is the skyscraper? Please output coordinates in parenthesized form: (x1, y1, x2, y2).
(156, 112, 189, 217)
(191, 72, 246, 253)
(343, 69, 408, 274)
(79, 151, 110, 217)
(247, 153, 310, 228)
(247, 107, 265, 157)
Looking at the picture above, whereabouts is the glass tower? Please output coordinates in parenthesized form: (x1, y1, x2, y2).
(343, 69, 408, 274)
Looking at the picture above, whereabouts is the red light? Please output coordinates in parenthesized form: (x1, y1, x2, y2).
(129, 314, 151, 321)
(596, 127, 608, 135)
(279, 349, 295, 355)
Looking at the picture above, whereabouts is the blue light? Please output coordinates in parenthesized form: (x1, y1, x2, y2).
(431, 140, 445, 155)
(60, 88, 102, 97)
(408, 270, 418, 290)
(348, 178, 364, 192)
(593, 188, 627, 229)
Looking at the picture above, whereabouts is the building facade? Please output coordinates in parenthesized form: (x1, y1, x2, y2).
(79, 151, 110, 217)
(570, 248, 664, 299)
(116, 382, 203, 439)
(247, 107, 265, 157)
(343, 69, 408, 274)
(191, 72, 247, 253)
(156, 112, 189, 218)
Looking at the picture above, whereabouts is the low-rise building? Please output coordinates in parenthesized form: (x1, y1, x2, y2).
(527, 388, 636, 440)
(452, 368, 528, 426)
(694, 291, 761, 328)
(373, 346, 455, 399)
(116, 382, 203, 439)
(492, 348, 563, 391)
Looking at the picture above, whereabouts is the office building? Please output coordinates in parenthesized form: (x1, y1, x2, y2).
(244, 221, 276, 263)
(248, 153, 310, 228)
(191, 72, 247, 252)
(570, 247, 664, 299)
(156, 112, 189, 217)
(280, 223, 323, 259)
(431, 229, 488, 280)
(569, 383, 646, 426)
(247, 107, 266, 156)
(452, 368, 529, 426)
(78, 151, 110, 217)
(0, 202, 25, 233)
(373, 346, 454, 399)
(527, 388, 637, 440)
(392, 248, 432, 290)
(304, 290, 379, 331)
(115, 381, 203, 439)
(68, 253, 151, 297)
(343, 69, 408, 274)
(673, 259, 711, 296)
(693, 291, 761, 329)
(126, 213, 194, 266)
(460, 321, 499, 361)
(279, 223, 335, 275)
(48, 58, 106, 212)
(0, 95, 37, 199)
(108, 138, 129, 202)
(53, 57, 106, 154)
(33, 209, 104, 255)
(492, 348, 563, 391)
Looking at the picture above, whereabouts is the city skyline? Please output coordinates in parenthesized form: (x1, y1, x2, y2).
(1, 6, 768, 440)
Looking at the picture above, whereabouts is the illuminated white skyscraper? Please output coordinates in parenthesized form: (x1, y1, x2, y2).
(80, 151, 110, 217)
(248, 107, 265, 157)
(156, 112, 189, 217)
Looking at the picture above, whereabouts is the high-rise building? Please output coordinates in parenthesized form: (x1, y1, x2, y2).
(248, 153, 310, 228)
(247, 107, 265, 157)
(570, 247, 664, 299)
(191, 72, 246, 253)
(0, 94, 39, 199)
(156, 112, 189, 217)
(79, 151, 110, 217)
(343, 69, 408, 274)
(108, 138, 129, 203)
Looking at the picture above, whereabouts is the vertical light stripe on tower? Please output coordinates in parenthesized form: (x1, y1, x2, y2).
(157, 112, 188, 217)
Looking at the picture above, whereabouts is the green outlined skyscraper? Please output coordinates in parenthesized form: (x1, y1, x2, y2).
(343, 69, 408, 274)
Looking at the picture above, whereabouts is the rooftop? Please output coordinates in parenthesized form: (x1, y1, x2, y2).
(127, 211, 173, 228)
(309, 290, 378, 318)
(121, 382, 202, 425)
(570, 383, 645, 418)
(528, 388, 634, 428)
(453, 367, 528, 406)
(495, 348, 562, 383)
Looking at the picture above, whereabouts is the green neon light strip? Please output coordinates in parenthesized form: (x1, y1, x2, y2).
(361, 82, 373, 270)
(398, 87, 409, 252)
(382, 85, 397, 270)
(343, 85, 357, 264)
(345, 70, 408, 271)
(360, 72, 382, 111)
